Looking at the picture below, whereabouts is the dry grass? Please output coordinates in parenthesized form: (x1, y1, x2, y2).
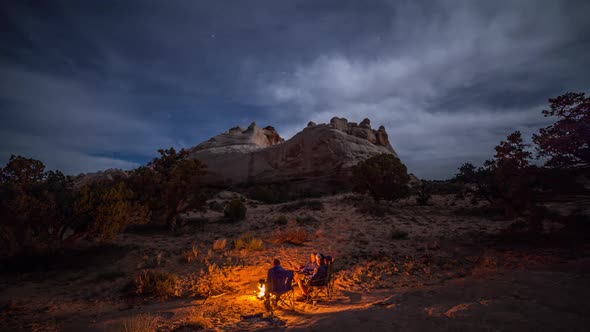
(134, 270, 181, 299)
(117, 314, 158, 332)
(191, 263, 237, 298)
(213, 238, 228, 251)
(234, 233, 264, 251)
(472, 255, 499, 277)
(271, 222, 310, 245)
(182, 244, 200, 263)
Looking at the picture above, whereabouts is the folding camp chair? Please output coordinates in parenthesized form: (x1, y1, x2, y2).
(265, 269, 295, 313)
(306, 256, 335, 303)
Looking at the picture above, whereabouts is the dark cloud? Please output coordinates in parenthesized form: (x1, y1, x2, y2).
(1, 0, 589, 178)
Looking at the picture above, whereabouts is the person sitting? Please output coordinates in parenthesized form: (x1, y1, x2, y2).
(296, 253, 328, 300)
(300, 252, 318, 274)
(266, 258, 285, 294)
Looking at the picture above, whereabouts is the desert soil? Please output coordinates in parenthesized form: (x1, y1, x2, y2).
(1, 194, 589, 331)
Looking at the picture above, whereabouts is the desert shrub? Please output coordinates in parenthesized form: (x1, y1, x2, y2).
(249, 185, 277, 203)
(127, 148, 208, 228)
(134, 270, 181, 299)
(234, 233, 264, 251)
(352, 154, 410, 202)
(224, 199, 247, 221)
(117, 314, 158, 332)
(279, 199, 324, 212)
(414, 181, 431, 206)
(390, 227, 409, 240)
(73, 181, 150, 241)
(295, 214, 320, 225)
(212, 238, 227, 251)
(191, 263, 237, 297)
(0, 155, 149, 257)
(271, 221, 310, 245)
(274, 215, 289, 225)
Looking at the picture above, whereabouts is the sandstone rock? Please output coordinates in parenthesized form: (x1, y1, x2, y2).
(263, 126, 284, 145)
(188, 118, 401, 193)
(329, 117, 349, 131)
(191, 122, 284, 153)
(359, 118, 371, 128)
(307, 121, 316, 127)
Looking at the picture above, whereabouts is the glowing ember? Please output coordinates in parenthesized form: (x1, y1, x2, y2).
(258, 284, 266, 298)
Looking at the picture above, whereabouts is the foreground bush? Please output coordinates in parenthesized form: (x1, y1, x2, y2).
(134, 270, 181, 299)
(224, 199, 247, 221)
(0, 155, 149, 257)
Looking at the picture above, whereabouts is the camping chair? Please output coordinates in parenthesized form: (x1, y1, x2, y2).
(306, 256, 335, 303)
(265, 269, 295, 313)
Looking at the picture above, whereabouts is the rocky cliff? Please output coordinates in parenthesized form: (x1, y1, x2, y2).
(188, 117, 401, 193)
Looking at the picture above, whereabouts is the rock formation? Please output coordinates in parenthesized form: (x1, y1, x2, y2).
(188, 117, 401, 193)
(191, 122, 284, 154)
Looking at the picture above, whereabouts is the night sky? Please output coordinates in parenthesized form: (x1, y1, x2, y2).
(1, 1, 589, 179)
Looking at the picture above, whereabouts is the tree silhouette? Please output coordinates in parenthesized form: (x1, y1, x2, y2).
(533, 92, 589, 168)
(127, 148, 207, 228)
(352, 154, 410, 201)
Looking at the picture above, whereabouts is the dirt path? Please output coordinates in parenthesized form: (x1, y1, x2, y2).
(275, 261, 590, 332)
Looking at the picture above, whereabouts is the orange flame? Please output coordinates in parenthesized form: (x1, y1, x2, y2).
(258, 284, 265, 298)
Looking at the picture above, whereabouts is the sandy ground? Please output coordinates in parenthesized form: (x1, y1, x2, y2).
(1, 194, 589, 331)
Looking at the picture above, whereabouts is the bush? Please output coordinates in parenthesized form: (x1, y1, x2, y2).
(390, 227, 409, 240)
(134, 270, 181, 299)
(0, 155, 149, 257)
(295, 214, 320, 225)
(352, 154, 410, 201)
(249, 185, 277, 203)
(271, 222, 310, 245)
(415, 181, 431, 206)
(126, 148, 208, 227)
(117, 314, 158, 332)
(274, 215, 289, 225)
(192, 263, 237, 298)
(224, 199, 247, 221)
(234, 233, 264, 251)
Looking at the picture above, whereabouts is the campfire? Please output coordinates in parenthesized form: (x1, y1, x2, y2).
(257, 279, 266, 299)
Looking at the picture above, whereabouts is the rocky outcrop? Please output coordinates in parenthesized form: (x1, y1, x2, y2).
(188, 117, 401, 193)
(190, 122, 285, 154)
(328, 117, 394, 151)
